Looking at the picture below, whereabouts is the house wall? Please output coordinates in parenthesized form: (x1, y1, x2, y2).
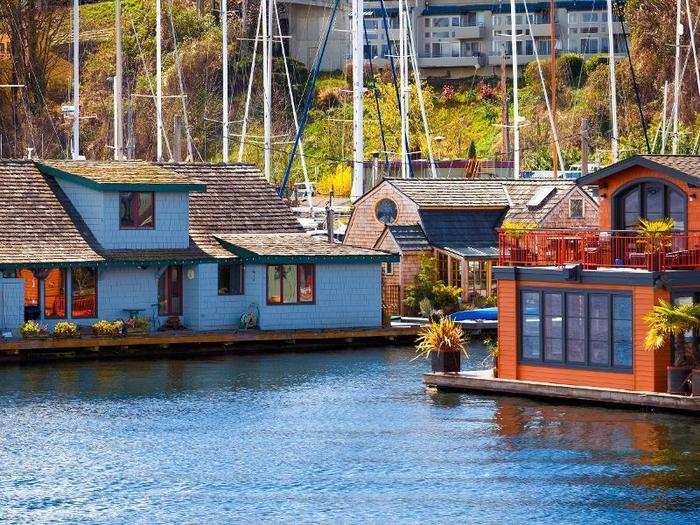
(344, 182, 420, 249)
(185, 263, 383, 331)
(497, 278, 671, 393)
(539, 187, 599, 229)
(0, 277, 24, 333)
(594, 166, 700, 230)
(57, 179, 190, 249)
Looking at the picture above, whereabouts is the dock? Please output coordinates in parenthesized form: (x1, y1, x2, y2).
(0, 325, 420, 363)
(423, 370, 700, 415)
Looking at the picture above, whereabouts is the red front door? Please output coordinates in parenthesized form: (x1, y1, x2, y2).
(158, 265, 183, 316)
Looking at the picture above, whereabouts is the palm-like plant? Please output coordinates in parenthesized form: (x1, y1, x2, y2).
(414, 317, 468, 359)
(644, 300, 700, 366)
(637, 218, 675, 252)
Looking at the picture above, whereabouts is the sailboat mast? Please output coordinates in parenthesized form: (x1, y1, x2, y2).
(156, 0, 163, 161)
(222, 0, 229, 163)
(661, 81, 669, 153)
(114, 0, 124, 160)
(606, 0, 618, 162)
(350, 0, 364, 200)
(262, 0, 273, 181)
(398, 0, 409, 179)
(672, 0, 682, 155)
(509, 0, 519, 178)
(549, 0, 557, 177)
(72, 0, 80, 160)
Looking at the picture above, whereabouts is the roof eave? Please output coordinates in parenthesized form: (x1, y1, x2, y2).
(576, 156, 700, 187)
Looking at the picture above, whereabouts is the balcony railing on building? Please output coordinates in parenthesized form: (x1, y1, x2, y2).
(498, 229, 700, 271)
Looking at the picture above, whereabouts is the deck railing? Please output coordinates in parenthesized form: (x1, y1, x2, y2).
(498, 229, 700, 271)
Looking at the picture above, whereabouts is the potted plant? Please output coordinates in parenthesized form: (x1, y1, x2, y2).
(414, 317, 468, 373)
(500, 220, 536, 263)
(91, 320, 124, 338)
(644, 300, 700, 395)
(53, 321, 79, 339)
(124, 316, 150, 335)
(637, 218, 675, 271)
(19, 320, 49, 340)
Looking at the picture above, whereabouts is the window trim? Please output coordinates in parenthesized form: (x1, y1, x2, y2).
(218, 262, 245, 296)
(43, 268, 67, 319)
(71, 267, 98, 319)
(119, 191, 156, 230)
(569, 197, 584, 219)
(266, 264, 316, 305)
(519, 287, 633, 372)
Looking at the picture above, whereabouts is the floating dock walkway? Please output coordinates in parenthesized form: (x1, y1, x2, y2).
(0, 326, 420, 363)
(423, 370, 700, 415)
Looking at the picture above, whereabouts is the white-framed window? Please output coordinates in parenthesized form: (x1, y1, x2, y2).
(569, 198, 584, 219)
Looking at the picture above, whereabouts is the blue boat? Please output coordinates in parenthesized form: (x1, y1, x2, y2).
(450, 307, 497, 322)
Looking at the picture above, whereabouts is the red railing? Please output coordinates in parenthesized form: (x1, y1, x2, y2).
(498, 229, 700, 271)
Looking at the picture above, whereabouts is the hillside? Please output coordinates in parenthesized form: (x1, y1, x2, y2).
(1, 0, 700, 189)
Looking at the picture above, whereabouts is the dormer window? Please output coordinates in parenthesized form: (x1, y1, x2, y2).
(119, 192, 155, 229)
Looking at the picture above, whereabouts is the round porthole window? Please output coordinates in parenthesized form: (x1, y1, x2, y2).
(375, 198, 398, 224)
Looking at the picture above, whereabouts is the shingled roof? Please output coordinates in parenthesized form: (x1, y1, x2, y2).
(383, 225, 431, 252)
(577, 155, 700, 186)
(0, 160, 103, 266)
(386, 179, 510, 208)
(419, 209, 504, 258)
(503, 179, 582, 223)
(37, 160, 205, 192)
(215, 233, 397, 263)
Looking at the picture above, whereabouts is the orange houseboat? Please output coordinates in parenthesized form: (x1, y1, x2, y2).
(495, 156, 700, 395)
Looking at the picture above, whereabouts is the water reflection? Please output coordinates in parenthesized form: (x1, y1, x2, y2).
(0, 346, 698, 522)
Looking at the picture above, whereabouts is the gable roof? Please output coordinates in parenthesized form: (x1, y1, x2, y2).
(576, 155, 700, 187)
(37, 160, 206, 192)
(0, 160, 103, 266)
(419, 209, 504, 258)
(503, 179, 582, 223)
(386, 178, 510, 208)
(384, 224, 431, 252)
(164, 163, 306, 259)
(215, 233, 397, 264)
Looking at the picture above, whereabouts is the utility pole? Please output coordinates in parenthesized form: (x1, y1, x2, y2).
(500, 54, 510, 160)
(262, 0, 272, 181)
(672, 0, 682, 154)
(606, 0, 618, 162)
(509, 0, 520, 178)
(156, 0, 164, 161)
(222, 0, 229, 163)
(72, 0, 81, 160)
(350, 0, 364, 201)
(580, 118, 589, 177)
(549, 0, 557, 177)
(114, 0, 124, 160)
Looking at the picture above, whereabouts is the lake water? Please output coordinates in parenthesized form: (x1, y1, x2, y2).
(0, 344, 698, 524)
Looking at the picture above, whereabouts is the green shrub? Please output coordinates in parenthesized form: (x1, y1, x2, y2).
(557, 53, 585, 87)
(403, 255, 463, 312)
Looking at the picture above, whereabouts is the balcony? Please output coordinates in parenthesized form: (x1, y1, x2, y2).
(418, 55, 485, 69)
(498, 229, 700, 271)
(453, 25, 486, 40)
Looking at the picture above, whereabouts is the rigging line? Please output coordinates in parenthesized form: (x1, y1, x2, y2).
(614, 0, 650, 153)
(167, 0, 199, 161)
(378, 0, 413, 177)
(363, 16, 389, 167)
(278, 0, 343, 196)
(130, 18, 172, 159)
(522, 0, 565, 171)
(273, 0, 313, 213)
(237, 2, 261, 162)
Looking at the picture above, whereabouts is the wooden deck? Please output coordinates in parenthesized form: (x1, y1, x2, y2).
(423, 370, 700, 414)
(0, 325, 419, 363)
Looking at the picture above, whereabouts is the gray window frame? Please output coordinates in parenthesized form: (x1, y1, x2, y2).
(519, 288, 633, 372)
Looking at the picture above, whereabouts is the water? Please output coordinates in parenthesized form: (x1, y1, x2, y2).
(0, 344, 698, 524)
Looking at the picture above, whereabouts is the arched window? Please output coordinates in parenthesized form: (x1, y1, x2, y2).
(615, 182, 686, 230)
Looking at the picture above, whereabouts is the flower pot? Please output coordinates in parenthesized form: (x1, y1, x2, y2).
(430, 351, 460, 373)
(692, 369, 700, 397)
(667, 366, 692, 395)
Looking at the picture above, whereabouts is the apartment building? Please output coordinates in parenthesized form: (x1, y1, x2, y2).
(280, 0, 626, 78)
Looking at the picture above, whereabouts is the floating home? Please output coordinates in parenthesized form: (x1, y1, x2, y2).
(0, 160, 395, 336)
(344, 178, 596, 314)
(496, 155, 700, 394)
